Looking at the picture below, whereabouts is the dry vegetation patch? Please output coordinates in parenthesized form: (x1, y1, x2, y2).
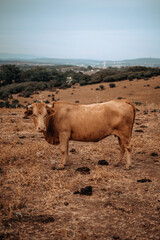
(0, 78, 160, 239)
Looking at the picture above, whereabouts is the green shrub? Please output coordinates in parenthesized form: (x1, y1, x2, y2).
(12, 99, 19, 104)
(0, 91, 9, 100)
(4, 100, 10, 108)
(109, 83, 116, 88)
(0, 101, 4, 108)
(17, 104, 24, 108)
(10, 103, 16, 108)
(99, 85, 105, 90)
(134, 102, 143, 106)
(79, 80, 86, 86)
(23, 91, 31, 98)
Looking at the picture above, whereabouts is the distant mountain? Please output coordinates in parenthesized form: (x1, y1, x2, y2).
(118, 58, 160, 67)
(0, 53, 39, 60)
(0, 53, 160, 67)
(31, 58, 103, 66)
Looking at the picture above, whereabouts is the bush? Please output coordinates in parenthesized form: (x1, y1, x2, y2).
(12, 99, 19, 104)
(23, 91, 31, 98)
(99, 85, 105, 90)
(17, 104, 24, 108)
(0, 101, 4, 108)
(0, 91, 9, 100)
(109, 83, 116, 88)
(134, 102, 143, 106)
(79, 80, 86, 86)
(10, 103, 16, 108)
(4, 100, 10, 108)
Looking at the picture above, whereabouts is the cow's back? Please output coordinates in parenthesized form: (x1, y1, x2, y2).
(53, 100, 135, 142)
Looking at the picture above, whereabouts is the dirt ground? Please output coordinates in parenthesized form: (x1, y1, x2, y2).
(0, 76, 160, 240)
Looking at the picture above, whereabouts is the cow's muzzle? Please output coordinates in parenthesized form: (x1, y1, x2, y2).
(37, 126, 46, 132)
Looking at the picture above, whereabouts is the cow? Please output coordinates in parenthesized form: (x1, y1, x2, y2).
(24, 99, 136, 169)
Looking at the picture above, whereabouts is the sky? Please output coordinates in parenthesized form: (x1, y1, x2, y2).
(0, 0, 160, 60)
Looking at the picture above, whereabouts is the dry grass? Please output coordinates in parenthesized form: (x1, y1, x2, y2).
(0, 77, 160, 240)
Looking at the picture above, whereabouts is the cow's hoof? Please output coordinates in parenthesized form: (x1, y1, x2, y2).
(113, 163, 119, 167)
(57, 165, 65, 170)
(125, 165, 131, 170)
(51, 166, 56, 170)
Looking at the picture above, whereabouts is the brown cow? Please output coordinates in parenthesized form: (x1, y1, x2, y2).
(24, 100, 136, 169)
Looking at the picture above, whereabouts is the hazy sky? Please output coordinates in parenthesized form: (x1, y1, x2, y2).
(0, 0, 160, 60)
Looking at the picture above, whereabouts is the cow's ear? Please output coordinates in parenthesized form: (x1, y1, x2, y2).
(47, 108, 55, 116)
(24, 109, 33, 117)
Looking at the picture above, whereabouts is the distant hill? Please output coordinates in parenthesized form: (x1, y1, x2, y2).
(0, 53, 160, 67)
(0, 53, 38, 60)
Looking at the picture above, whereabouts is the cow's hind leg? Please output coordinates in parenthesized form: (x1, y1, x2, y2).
(114, 135, 132, 169)
(124, 141, 132, 170)
(114, 137, 125, 167)
(121, 136, 132, 169)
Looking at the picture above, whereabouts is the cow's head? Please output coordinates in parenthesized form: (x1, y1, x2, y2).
(24, 102, 55, 132)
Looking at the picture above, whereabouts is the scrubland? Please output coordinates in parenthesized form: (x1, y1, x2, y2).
(0, 76, 160, 240)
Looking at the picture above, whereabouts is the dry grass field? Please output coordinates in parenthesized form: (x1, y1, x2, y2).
(0, 76, 160, 240)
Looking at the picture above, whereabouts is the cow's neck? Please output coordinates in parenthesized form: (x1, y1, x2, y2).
(43, 115, 59, 145)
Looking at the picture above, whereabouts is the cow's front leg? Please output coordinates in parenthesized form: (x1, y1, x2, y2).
(58, 133, 69, 169)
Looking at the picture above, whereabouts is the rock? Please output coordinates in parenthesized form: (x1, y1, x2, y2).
(140, 125, 147, 128)
(137, 179, 152, 183)
(135, 129, 144, 133)
(16, 142, 23, 145)
(19, 136, 26, 139)
(80, 186, 92, 196)
(74, 191, 80, 195)
(23, 116, 30, 119)
(76, 167, 90, 174)
(64, 202, 69, 206)
(137, 151, 146, 154)
(10, 119, 15, 123)
(150, 152, 158, 157)
(154, 86, 160, 89)
(98, 160, 109, 165)
(51, 166, 56, 170)
(112, 236, 121, 240)
(74, 186, 93, 196)
(0, 168, 3, 174)
(143, 111, 148, 115)
(70, 148, 76, 153)
(153, 159, 159, 163)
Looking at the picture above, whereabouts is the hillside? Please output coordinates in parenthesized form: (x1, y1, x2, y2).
(11, 75, 160, 106)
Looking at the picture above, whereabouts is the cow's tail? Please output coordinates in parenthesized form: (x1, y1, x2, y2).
(125, 100, 136, 135)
